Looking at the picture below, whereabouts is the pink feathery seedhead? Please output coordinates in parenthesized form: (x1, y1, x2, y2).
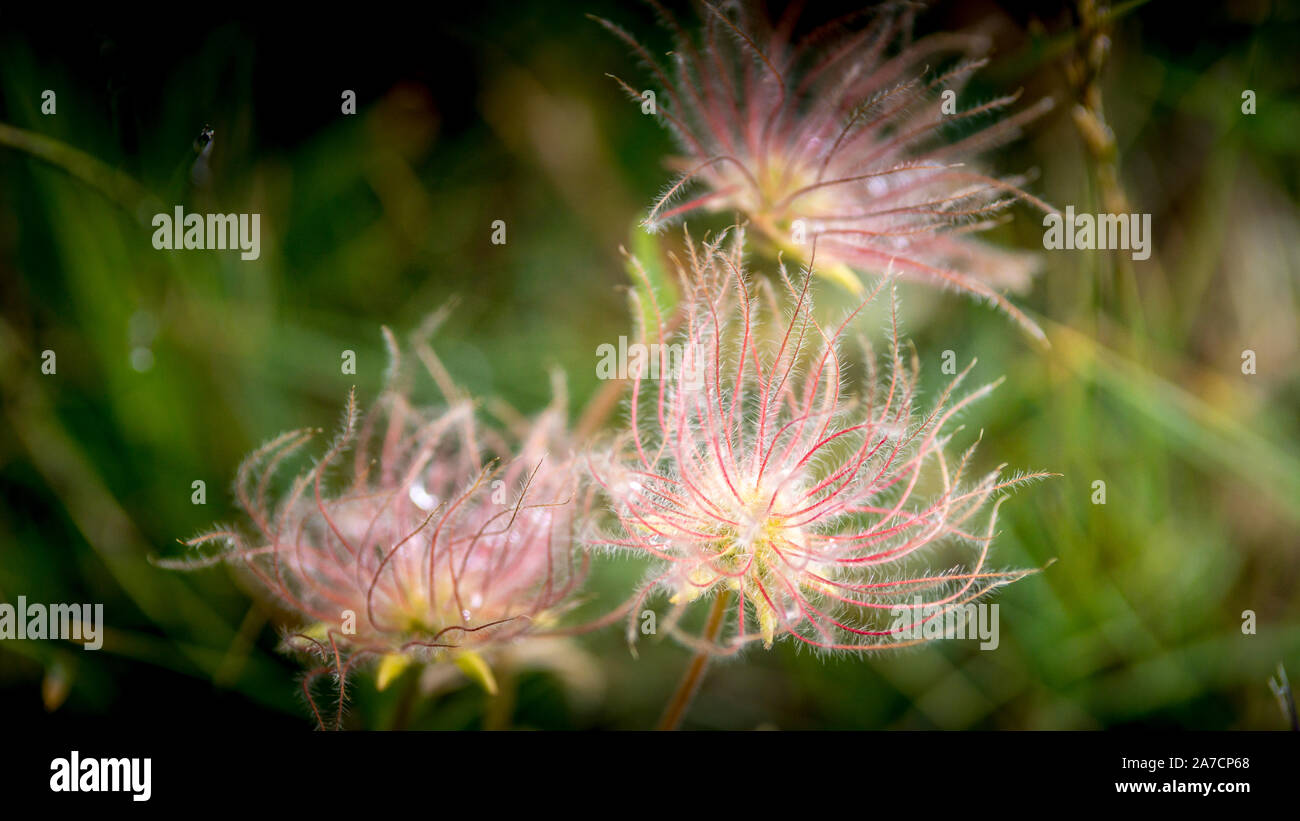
(595, 1, 1055, 339)
(590, 229, 1048, 654)
(176, 331, 586, 727)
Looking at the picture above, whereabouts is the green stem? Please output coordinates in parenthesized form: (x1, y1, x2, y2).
(483, 667, 518, 731)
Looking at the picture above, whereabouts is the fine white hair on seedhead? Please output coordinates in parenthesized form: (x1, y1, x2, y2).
(594, 1, 1055, 340)
(165, 323, 591, 729)
(590, 227, 1052, 657)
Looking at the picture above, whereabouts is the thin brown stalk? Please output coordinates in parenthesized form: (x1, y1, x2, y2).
(656, 590, 732, 731)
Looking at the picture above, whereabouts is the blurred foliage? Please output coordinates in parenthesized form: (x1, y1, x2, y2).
(1, 0, 1298, 729)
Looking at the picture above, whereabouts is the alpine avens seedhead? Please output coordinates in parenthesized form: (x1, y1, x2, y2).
(175, 330, 586, 728)
(591, 229, 1047, 655)
(596, 1, 1055, 339)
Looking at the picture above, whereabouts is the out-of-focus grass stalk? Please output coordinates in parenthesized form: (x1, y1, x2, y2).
(0, 319, 285, 702)
(0, 122, 151, 215)
(994, 0, 1152, 81)
(1069, 0, 1164, 348)
(213, 606, 270, 689)
(482, 668, 519, 731)
(1048, 318, 1300, 523)
(577, 227, 681, 438)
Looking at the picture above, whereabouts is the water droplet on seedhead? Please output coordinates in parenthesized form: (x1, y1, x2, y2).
(408, 481, 437, 511)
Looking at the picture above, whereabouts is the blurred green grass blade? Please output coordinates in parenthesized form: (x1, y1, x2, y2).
(1052, 320, 1300, 524)
(0, 122, 151, 215)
